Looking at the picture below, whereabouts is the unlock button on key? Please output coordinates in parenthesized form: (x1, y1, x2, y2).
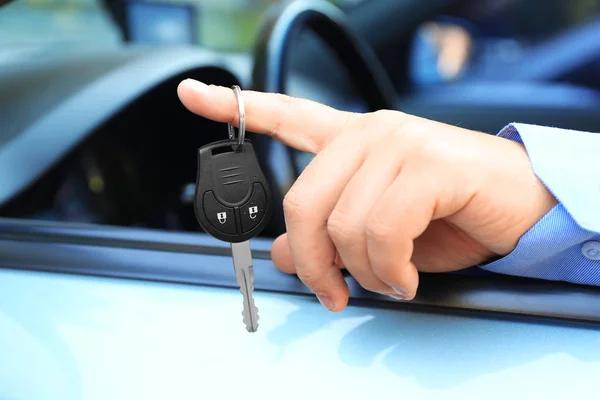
(240, 183, 267, 233)
(203, 191, 238, 235)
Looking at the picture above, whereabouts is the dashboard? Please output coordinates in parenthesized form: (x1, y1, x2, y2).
(0, 47, 276, 233)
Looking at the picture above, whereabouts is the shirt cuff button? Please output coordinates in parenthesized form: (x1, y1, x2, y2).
(582, 241, 600, 260)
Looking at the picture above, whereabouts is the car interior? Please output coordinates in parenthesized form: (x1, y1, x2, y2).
(1, 0, 600, 324)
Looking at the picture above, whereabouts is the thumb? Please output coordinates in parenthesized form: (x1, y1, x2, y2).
(177, 79, 356, 153)
(271, 234, 297, 274)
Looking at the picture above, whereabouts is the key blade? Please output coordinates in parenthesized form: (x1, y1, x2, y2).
(239, 266, 258, 332)
(231, 241, 259, 332)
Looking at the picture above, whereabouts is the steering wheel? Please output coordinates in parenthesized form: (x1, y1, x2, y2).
(250, 0, 398, 237)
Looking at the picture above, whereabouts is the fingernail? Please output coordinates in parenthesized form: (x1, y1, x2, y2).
(317, 294, 335, 311)
(389, 294, 406, 301)
(392, 286, 408, 299)
(184, 78, 207, 93)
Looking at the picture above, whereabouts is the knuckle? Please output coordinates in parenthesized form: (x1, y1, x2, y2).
(363, 109, 407, 126)
(282, 188, 307, 222)
(326, 209, 362, 245)
(357, 111, 385, 130)
(390, 118, 421, 143)
(375, 119, 429, 163)
(275, 93, 294, 108)
(366, 212, 395, 244)
(339, 112, 361, 137)
(359, 110, 417, 150)
(372, 109, 398, 120)
(269, 94, 294, 138)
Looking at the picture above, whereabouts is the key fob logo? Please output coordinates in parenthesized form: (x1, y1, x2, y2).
(217, 212, 227, 224)
(249, 206, 259, 219)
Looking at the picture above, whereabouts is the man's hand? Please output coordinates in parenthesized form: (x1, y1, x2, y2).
(177, 79, 557, 311)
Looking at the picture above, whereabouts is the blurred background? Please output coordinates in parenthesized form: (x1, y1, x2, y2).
(0, 0, 357, 50)
(2, 0, 600, 86)
(2, 0, 600, 230)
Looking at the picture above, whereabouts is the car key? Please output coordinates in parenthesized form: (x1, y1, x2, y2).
(193, 85, 272, 333)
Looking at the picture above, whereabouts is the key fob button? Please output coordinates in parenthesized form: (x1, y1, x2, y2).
(194, 139, 272, 243)
(203, 191, 238, 235)
(239, 183, 267, 233)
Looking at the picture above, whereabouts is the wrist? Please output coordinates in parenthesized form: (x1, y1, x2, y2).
(486, 135, 558, 254)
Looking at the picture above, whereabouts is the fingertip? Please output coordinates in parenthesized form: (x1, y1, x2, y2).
(393, 288, 416, 301)
(331, 290, 349, 312)
(314, 266, 350, 312)
(177, 79, 208, 110)
(317, 291, 348, 312)
(388, 261, 419, 301)
(178, 78, 208, 94)
(272, 234, 349, 311)
(317, 293, 350, 312)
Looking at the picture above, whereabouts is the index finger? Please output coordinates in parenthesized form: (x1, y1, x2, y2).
(177, 79, 357, 153)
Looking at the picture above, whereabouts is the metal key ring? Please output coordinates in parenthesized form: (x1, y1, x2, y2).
(227, 85, 246, 148)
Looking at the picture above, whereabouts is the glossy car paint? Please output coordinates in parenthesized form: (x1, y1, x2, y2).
(2, 268, 600, 400)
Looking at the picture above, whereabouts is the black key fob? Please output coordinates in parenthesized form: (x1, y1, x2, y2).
(194, 139, 273, 243)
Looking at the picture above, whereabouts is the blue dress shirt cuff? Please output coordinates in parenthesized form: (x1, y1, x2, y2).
(478, 123, 600, 286)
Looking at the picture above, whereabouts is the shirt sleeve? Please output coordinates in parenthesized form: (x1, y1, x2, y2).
(478, 123, 600, 286)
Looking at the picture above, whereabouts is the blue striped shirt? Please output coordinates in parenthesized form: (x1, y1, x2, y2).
(480, 123, 600, 286)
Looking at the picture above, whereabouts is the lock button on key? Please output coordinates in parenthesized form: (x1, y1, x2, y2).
(239, 183, 267, 233)
(203, 191, 238, 235)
